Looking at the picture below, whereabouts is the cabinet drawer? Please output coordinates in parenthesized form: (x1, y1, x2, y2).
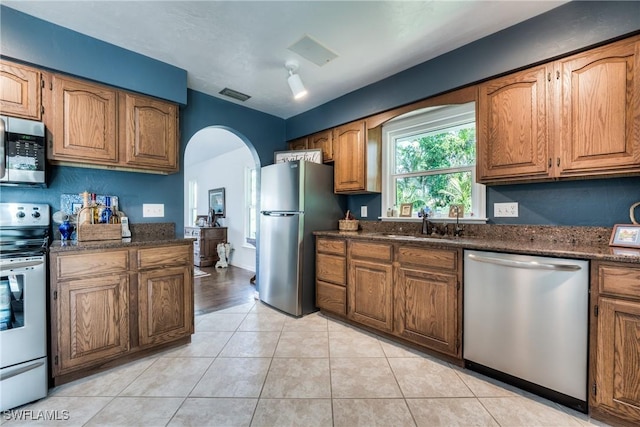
(598, 263, 640, 300)
(203, 228, 226, 239)
(317, 253, 346, 285)
(184, 227, 202, 238)
(137, 245, 191, 270)
(398, 246, 457, 271)
(317, 238, 346, 255)
(316, 281, 346, 315)
(349, 241, 392, 262)
(56, 250, 129, 280)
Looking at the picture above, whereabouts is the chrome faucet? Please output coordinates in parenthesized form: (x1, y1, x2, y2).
(421, 210, 434, 235)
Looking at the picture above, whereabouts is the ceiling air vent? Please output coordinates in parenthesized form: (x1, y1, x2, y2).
(288, 34, 338, 67)
(219, 87, 251, 102)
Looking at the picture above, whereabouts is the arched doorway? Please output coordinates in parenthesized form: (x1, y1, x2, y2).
(183, 126, 260, 273)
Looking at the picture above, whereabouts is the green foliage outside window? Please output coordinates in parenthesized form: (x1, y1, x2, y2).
(394, 126, 476, 216)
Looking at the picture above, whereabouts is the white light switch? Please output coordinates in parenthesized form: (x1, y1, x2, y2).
(361, 206, 368, 218)
(143, 203, 164, 218)
(494, 202, 518, 217)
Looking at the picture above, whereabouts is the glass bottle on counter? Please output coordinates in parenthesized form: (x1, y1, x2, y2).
(77, 191, 93, 226)
(100, 196, 113, 224)
(91, 193, 101, 224)
(110, 199, 120, 224)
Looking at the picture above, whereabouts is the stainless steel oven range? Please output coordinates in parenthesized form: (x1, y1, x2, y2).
(0, 202, 49, 411)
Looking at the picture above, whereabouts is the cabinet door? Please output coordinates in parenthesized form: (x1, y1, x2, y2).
(120, 92, 178, 172)
(348, 258, 393, 332)
(557, 37, 640, 177)
(57, 274, 129, 375)
(334, 121, 366, 192)
(50, 75, 118, 162)
(287, 137, 308, 150)
(0, 60, 42, 120)
(477, 65, 551, 183)
(394, 267, 459, 356)
(138, 265, 193, 346)
(309, 129, 333, 162)
(595, 297, 640, 421)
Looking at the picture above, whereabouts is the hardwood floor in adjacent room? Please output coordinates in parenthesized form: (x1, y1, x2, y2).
(193, 265, 256, 315)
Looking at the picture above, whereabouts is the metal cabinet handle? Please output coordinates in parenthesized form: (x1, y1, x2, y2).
(467, 253, 582, 271)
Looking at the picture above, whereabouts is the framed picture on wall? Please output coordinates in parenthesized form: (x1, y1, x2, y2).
(209, 187, 225, 218)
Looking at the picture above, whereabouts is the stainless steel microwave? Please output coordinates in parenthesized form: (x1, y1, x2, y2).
(0, 115, 46, 187)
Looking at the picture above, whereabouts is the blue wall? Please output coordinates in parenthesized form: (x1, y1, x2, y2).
(286, 1, 640, 227)
(0, 6, 285, 236)
(0, 6, 187, 104)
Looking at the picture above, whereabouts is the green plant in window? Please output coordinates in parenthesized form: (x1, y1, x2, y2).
(395, 127, 475, 215)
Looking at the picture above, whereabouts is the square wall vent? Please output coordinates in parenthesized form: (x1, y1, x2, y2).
(219, 87, 251, 102)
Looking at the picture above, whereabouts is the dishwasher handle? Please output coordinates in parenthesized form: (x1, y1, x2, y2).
(467, 253, 582, 272)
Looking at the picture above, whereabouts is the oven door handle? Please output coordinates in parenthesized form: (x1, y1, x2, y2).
(0, 116, 6, 179)
(0, 259, 45, 271)
(0, 360, 45, 382)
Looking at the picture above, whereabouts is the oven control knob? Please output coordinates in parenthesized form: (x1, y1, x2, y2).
(16, 211, 26, 219)
(32, 211, 41, 219)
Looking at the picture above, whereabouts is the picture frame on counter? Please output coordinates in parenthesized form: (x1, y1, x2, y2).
(399, 203, 413, 217)
(609, 224, 640, 248)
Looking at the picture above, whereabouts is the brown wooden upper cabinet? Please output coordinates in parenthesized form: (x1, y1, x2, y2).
(49, 74, 119, 163)
(287, 136, 308, 151)
(478, 35, 640, 183)
(308, 129, 333, 162)
(46, 73, 179, 174)
(119, 92, 178, 171)
(333, 120, 381, 193)
(287, 129, 334, 163)
(0, 60, 43, 120)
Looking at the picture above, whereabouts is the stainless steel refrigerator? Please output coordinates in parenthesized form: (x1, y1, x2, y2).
(258, 160, 344, 316)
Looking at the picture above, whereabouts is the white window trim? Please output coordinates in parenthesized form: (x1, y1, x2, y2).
(243, 166, 257, 249)
(381, 103, 487, 223)
(188, 179, 198, 227)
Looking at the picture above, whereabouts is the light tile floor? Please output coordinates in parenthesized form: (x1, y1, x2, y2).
(3, 301, 610, 427)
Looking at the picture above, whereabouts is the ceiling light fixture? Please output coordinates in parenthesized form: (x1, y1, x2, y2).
(285, 60, 307, 100)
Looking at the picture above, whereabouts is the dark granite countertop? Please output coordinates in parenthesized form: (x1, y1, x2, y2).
(49, 222, 192, 253)
(49, 236, 192, 253)
(314, 222, 640, 264)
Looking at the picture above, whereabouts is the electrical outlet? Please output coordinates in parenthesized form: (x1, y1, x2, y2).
(361, 206, 368, 218)
(143, 203, 164, 218)
(494, 202, 518, 217)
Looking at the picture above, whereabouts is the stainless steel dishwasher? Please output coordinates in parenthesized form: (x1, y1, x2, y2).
(463, 250, 589, 413)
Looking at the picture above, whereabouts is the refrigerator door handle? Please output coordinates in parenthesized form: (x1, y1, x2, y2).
(261, 211, 297, 217)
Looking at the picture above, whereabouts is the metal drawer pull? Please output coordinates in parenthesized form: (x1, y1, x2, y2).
(467, 253, 582, 271)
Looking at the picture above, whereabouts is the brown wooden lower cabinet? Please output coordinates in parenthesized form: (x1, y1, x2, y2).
(50, 242, 194, 385)
(315, 237, 460, 358)
(57, 274, 130, 374)
(591, 261, 640, 426)
(138, 265, 192, 346)
(394, 267, 459, 356)
(348, 258, 394, 333)
(316, 237, 347, 316)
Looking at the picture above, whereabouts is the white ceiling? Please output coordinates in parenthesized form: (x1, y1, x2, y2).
(4, 1, 567, 119)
